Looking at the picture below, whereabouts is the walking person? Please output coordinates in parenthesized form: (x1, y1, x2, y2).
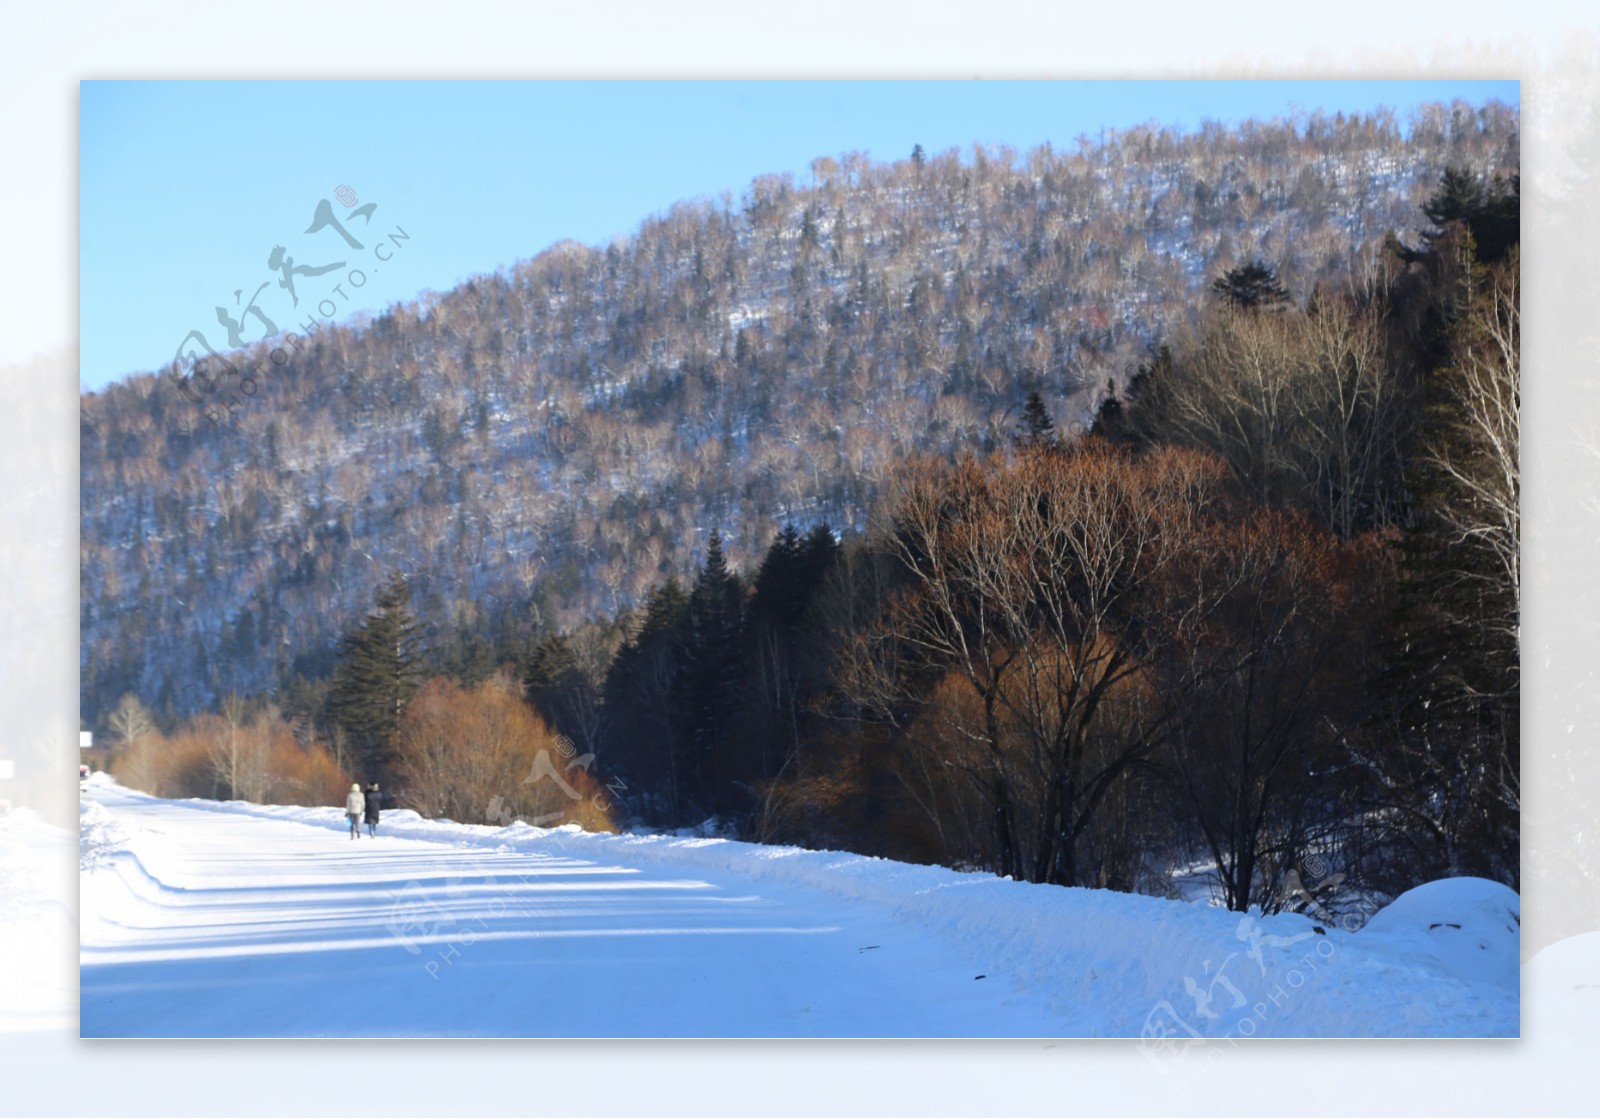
(345, 783, 365, 839)
(364, 782, 382, 837)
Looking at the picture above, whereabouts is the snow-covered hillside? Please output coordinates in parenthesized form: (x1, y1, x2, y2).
(79, 107, 1520, 724)
(79, 779, 1517, 1038)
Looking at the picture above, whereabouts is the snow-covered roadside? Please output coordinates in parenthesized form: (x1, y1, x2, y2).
(79, 779, 1518, 1038)
(78, 791, 130, 872)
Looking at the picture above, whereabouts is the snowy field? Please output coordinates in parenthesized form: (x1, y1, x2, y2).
(75, 777, 1521, 1039)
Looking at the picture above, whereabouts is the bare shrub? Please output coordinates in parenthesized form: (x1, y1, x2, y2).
(394, 674, 616, 831)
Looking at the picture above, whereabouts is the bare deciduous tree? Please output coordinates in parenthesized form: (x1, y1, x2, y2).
(842, 442, 1227, 885)
(1144, 294, 1411, 538)
(210, 693, 270, 803)
(1421, 255, 1520, 639)
(1158, 509, 1368, 911)
(108, 693, 156, 754)
(394, 673, 614, 830)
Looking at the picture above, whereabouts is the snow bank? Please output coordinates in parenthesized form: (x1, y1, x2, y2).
(1360, 876, 1520, 993)
(535, 828, 1519, 1038)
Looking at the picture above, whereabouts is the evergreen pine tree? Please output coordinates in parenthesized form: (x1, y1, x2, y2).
(749, 525, 806, 626)
(1381, 237, 1520, 884)
(1210, 259, 1290, 310)
(1390, 167, 1520, 268)
(1422, 167, 1487, 236)
(800, 524, 841, 617)
(1088, 377, 1125, 441)
(524, 633, 579, 709)
(329, 573, 425, 778)
(1015, 390, 1058, 449)
(604, 578, 691, 821)
(523, 632, 587, 742)
(230, 606, 257, 659)
(1421, 167, 1520, 264)
(736, 522, 842, 793)
(676, 530, 747, 816)
(799, 209, 819, 252)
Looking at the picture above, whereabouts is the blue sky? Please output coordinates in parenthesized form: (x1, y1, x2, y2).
(79, 79, 1517, 391)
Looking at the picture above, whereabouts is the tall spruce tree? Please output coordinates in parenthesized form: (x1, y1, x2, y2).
(1421, 167, 1520, 264)
(523, 632, 589, 746)
(1088, 377, 1126, 442)
(1382, 240, 1520, 885)
(676, 530, 747, 816)
(1015, 390, 1058, 449)
(1210, 259, 1290, 310)
(1113, 342, 1174, 448)
(329, 573, 425, 779)
(603, 578, 691, 821)
(1388, 167, 1521, 268)
(749, 525, 806, 626)
(738, 523, 841, 791)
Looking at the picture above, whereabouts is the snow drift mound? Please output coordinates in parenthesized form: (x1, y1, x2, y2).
(1360, 876, 1520, 993)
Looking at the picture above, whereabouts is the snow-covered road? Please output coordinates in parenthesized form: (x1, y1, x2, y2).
(79, 780, 1520, 1039)
(79, 784, 1064, 1037)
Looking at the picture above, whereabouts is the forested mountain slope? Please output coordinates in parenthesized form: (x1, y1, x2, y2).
(80, 103, 1518, 726)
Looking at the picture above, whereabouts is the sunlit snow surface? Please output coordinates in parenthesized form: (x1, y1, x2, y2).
(0, 807, 75, 1034)
(75, 777, 1520, 1038)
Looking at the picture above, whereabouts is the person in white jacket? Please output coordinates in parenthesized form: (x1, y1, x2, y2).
(345, 783, 366, 839)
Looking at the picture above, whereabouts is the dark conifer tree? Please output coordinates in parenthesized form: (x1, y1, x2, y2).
(440, 630, 496, 687)
(676, 530, 747, 816)
(749, 525, 806, 626)
(603, 578, 691, 821)
(1210, 259, 1290, 310)
(1088, 377, 1126, 442)
(721, 523, 843, 829)
(1420, 167, 1520, 265)
(523, 632, 589, 744)
(328, 572, 425, 779)
(799, 209, 819, 252)
(746, 525, 839, 664)
(1360, 179, 1522, 887)
(1015, 390, 1058, 449)
(800, 524, 841, 604)
(524, 632, 578, 709)
(1380, 241, 1519, 885)
(1422, 167, 1487, 235)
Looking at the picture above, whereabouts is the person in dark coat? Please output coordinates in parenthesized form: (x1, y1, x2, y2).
(364, 782, 382, 837)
